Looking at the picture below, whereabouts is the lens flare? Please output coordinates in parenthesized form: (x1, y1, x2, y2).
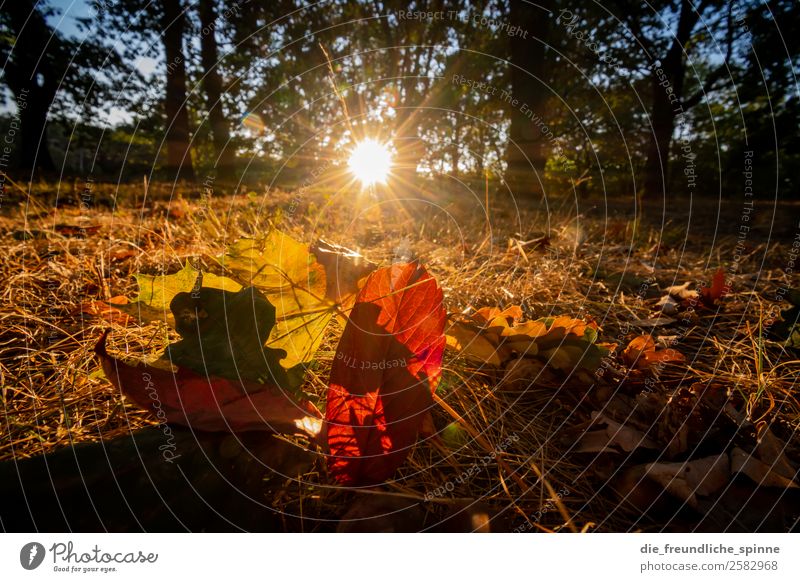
(348, 139, 392, 186)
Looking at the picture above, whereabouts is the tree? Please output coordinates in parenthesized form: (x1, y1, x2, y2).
(0, 1, 124, 174)
(198, 0, 235, 181)
(161, 0, 195, 181)
(95, 0, 196, 182)
(504, 0, 557, 197)
(611, 0, 738, 201)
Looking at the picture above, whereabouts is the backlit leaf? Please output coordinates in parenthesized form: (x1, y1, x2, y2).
(133, 261, 242, 325)
(218, 232, 334, 368)
(326, 262, 446, 486)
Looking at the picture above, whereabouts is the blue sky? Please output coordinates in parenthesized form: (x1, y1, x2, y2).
(48, 0, 93, 41)
(0, 0, 158, 121)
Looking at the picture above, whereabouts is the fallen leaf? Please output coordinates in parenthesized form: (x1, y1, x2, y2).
(445, 318, 509, 366)
(699, 268, 728, 307)
(76, 296, 133, 325)
(108, 247, 138, 261)
(755, 423, 798, 482)
(574, 412, 660, 453)
(622, 335, 685, 370)
(655, 294, 681, 317)
(643, 454, 730, 509)
(326, 262, 446, 486)
(166, 286, 298, 390)
(134, 261, 241, 324)
(499, 356, 558, 390)
(445, 310, 605, 372)
(664, 281, 697, 301)
(218, 232, 334, 367)
(473, 305, 524, 327)
(731, 447, 798, 489)
(310, 239, 375, 304)
(656, 269, 728, 315)
(95, 331, 321, 437)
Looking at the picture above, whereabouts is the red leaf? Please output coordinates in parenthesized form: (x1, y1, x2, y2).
(700, 267, 728, 306)
(95, 331, 322, 437)
(325, 262, 446, 485)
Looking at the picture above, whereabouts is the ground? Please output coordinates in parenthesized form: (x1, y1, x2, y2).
(1, 180, 798, 532)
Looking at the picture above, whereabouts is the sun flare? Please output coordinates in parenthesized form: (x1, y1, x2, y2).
(348, 139, 392, 186)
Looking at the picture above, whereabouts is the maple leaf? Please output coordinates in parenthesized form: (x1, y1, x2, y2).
(310, 239, 374, 305)
(124, 261, 242, 326)
(325, 262, 446, 486)
(218, 232, 334, 368)
(95, 331, 322, 437)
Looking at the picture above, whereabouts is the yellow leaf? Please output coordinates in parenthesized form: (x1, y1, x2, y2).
(445, 320, 507, 366)
(217, 231, 334, 367)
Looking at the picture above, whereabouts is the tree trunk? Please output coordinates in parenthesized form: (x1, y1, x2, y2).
(505, 0, 555, 198)
(161, 0, 195, 182)
(2, 1, 58, 174)
(642, 0, 701, 200)
(198, 0, 235, 181)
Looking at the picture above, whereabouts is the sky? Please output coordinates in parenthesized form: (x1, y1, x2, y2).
(48, 0, 92, 40)
(3, 0, 158, 123)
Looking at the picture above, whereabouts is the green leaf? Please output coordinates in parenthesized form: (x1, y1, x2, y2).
(165, 286, 298, 390)
(131, 261, 242, 324)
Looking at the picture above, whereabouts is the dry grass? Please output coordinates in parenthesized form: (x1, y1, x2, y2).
(1, 180, 798, 532)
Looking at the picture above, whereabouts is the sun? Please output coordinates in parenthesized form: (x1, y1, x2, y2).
(348, 139, 392, 186)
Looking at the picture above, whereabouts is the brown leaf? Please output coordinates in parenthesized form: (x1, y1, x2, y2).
(76, 296, 134, 325)
(108, 247, 138, 261)
(755, 422, 798, 481)
(445, 318, 510, 366)
(699, 268, 728, 307)
(643, 454, 730, 509)
(310, 239, 375, 304)
(95, 331, 322, 437)
(731, 447, 799, 489)
(574, 412, 660, 453)
(499, 356, 558, 390)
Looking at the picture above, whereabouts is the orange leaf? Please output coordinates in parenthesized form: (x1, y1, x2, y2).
(700, 268, 728, 306)
(623, 335, 685, 370)
(77, 296, 133, 325)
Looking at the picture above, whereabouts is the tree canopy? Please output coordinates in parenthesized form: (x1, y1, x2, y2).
(0, 0, 797, 201)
